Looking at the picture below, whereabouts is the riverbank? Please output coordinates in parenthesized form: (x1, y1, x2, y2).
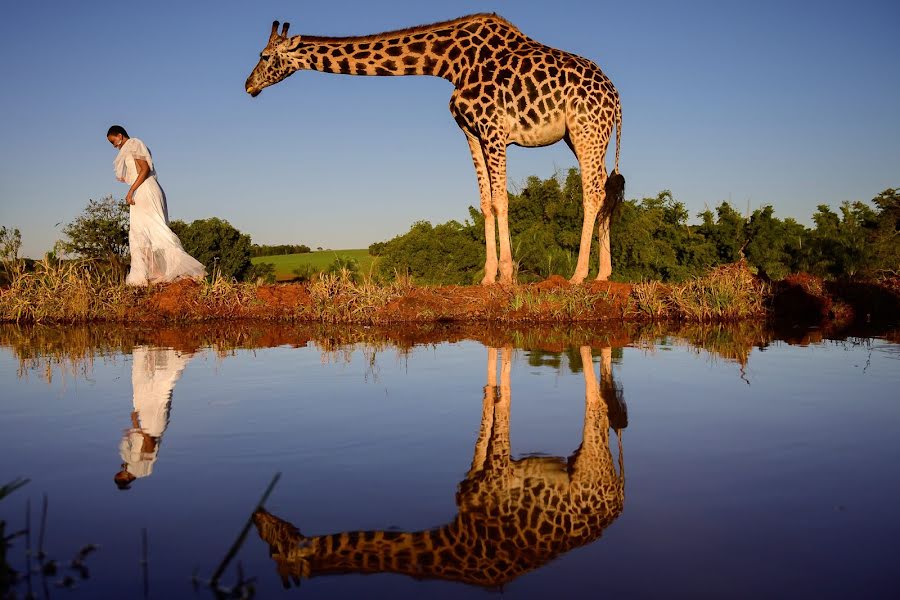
(1, 260, 897, 329)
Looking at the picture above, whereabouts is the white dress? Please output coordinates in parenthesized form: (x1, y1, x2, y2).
(114, 138, 206, 285)
(119, 346, 191, 479)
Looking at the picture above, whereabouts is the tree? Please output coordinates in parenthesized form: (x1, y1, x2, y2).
(246, 261, 277, 284)
(169, 218, 253, 281)
(506, 171, 586, 280)
(372, 220, 484, 284)
(61, 196, 129, 276)
(0, 226, 23, 284)
(869, 188, 900, 275)
(744, 205, 798, 280)
(250, 243, 311, 257)
(610, 191, 715, 282)
(808, 202, 879, 279)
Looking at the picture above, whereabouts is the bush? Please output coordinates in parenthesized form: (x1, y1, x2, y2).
(169, 218, 253, 281)
(245, 262, 276, 284)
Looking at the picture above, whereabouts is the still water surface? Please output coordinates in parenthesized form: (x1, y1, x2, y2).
(1, 323, 898, 599)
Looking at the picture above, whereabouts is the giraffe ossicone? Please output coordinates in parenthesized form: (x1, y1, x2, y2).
(246, 13, 624, 284)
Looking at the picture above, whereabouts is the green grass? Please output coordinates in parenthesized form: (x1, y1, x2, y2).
(252, 249, 376, 281)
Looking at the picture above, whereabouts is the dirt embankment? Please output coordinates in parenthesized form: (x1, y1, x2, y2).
(770, 273, 900, 336)
(2, 262, 897, 331)
(131, 272, 897, 329)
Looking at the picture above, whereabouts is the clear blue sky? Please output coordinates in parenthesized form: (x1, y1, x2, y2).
(1, 0, 897, 258)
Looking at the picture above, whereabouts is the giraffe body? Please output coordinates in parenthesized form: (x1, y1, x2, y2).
(246, 14, 624, 284)
(254, 346, 625, 588)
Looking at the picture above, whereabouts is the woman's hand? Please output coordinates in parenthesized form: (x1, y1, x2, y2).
(126, 158, 151, 206)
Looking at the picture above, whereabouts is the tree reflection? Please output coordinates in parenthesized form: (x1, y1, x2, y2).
(253, 345, 626, 589)
(114, 347, 191, 490)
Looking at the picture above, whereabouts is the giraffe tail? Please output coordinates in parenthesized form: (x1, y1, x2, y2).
(603, 97, 625, 217)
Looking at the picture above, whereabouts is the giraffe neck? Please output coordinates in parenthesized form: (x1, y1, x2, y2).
(304, 530, 446, 578)
(285, 14, 524, 85)
(283, 521, 545, 586)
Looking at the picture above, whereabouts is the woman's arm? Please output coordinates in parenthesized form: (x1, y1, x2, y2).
(125, 158, 151, 205)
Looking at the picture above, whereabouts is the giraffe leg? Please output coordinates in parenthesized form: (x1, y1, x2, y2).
(464, 131, 498, 284)
(571, 346, 612, 488)
(467, 347, 498, 478)
(493, 347, 513, 465)
(482, 138, 514, 284)
(597, 214, 612, 281)
(565, 130, 610, 283)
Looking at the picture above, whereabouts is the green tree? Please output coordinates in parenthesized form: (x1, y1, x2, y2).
(246, 261, 277, 284)
(250, 243, 311, 257)
(809, 201, 880, 278)
(507, 170, 588, 280)
(869, 188, 900, 275)
(372, 220, 484, 284)
(0, 226, 23, 284)
(61, 195, 129, 277)
(695, 202, 747, 264)
(169, 218, 253, 281)
(744, 205, 796, 280)
(611, 191, 714, 282)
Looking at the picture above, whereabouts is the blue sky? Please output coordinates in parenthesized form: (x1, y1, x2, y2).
(1, 0, 897, 258)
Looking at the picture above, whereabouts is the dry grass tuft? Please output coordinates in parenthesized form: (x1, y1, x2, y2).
(305, 269, 415, 323)
(0, 259, 140, 323)
(627, 262, 768, 322)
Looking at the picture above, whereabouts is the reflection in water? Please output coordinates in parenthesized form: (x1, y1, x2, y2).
(114, 347, 191, 490)
(253, 345, 626, 589)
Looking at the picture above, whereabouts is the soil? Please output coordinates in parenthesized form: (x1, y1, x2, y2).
(3, 267, 898, 333)
(770, 273, 900, 333)
(127, 273, 897, 330)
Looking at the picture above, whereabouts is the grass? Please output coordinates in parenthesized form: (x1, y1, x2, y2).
(252, 249, 376, 281)
(628, 262, 769, 322)
(0, 258, 776, 325)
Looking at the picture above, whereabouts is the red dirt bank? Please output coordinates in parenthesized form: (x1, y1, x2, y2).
(127, 272, 898, 331)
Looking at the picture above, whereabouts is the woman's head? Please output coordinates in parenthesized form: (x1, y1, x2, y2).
(114, 465, 137, 490)
(107, 125, 129, 149)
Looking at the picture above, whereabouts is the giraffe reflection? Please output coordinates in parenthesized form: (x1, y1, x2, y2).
(254, 345, 626, 588)
(114, 347, 191, 490)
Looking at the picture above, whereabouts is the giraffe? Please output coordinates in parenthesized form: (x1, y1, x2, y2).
(245, 13, 625, 284)
(252, 345, 626, 589)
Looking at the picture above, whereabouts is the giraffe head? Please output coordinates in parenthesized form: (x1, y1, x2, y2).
(245, 21, 306, 97)
(253, 508, 314, 587)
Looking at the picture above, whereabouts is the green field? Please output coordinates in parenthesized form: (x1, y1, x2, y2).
(252, 249, 376, 281)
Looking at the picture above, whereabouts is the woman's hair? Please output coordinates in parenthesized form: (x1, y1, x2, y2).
(107, 125, 129, 138)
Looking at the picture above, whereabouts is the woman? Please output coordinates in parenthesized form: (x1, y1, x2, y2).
(114, 346, 192, 490)
(107, 125, 205, 285)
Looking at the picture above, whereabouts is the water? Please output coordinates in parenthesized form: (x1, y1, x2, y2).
(1, 322, 898, 599)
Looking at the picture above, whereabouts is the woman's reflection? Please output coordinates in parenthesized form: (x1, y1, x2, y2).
(113, 346, 191, 490)
(253, 345, 626, 588)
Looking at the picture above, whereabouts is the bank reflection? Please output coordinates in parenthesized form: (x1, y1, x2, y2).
(253, 345, 626, 589)
(114, 346, 191, 490)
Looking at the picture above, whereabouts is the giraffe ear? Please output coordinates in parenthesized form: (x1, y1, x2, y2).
(281, 22, 290, 38)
